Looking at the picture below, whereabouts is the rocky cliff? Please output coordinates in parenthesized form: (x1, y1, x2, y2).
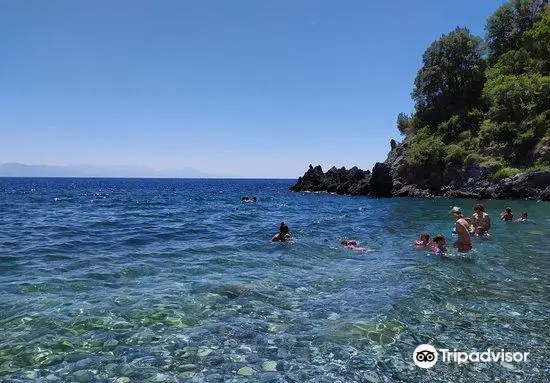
(290, 140, 550, 200)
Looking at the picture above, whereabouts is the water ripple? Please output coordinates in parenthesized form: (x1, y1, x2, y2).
(0, 178, 549, 382)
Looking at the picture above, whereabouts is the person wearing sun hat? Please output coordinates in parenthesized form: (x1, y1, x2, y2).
(449, 206, 472, 252)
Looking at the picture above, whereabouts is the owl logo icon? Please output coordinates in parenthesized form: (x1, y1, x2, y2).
(413, 344, 438, 368)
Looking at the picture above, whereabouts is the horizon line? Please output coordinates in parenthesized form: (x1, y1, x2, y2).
(0, 176, 299, 180)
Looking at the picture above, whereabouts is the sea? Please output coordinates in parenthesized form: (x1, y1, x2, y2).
(1, 178, 549, 382)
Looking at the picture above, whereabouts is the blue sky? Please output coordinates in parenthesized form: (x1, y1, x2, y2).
(0, 0, 506, 178)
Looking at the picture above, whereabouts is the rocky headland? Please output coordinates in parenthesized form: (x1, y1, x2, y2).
(290, 140, 550, 200)
(291, 1, 550, 201)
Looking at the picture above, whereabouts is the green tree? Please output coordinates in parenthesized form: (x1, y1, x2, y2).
(411, 27, 486, 132)
(485, 0, 547, 61)
(523, 4, 550, 74)
(396, 112, 412, 135)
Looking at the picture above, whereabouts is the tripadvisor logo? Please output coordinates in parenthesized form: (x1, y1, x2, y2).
(413, 344, 438, 369)
(413, 344, 530, 369)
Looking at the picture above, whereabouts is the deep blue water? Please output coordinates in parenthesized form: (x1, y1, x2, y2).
(1, 178, 549, 382)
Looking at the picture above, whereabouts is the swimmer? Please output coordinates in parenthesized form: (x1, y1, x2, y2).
(242, 196, 250, 203)
(341, 239, 372, 253)
(252, 197, 257, 202)
(500, 207, 513, 221)
(433, 234, 447, 255)
(517, 212, 528, 221)
(272, 222, 291, 242)
(414, 232, 434, 247)
(472, 203, 491, 236)
(450, 206, 472, 252)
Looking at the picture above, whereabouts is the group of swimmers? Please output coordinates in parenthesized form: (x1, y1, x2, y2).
(500, 206, 528, 221)
(241, 196, 257, 203)
(414, 204, 530, 255)
(271, 222, 372, 252)
(270, 202, 530, 257)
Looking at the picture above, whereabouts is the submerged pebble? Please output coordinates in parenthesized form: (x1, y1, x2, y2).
(236, 366, 255, 376)
(197, 347, 214, 357)
(262, 361, 277, 372)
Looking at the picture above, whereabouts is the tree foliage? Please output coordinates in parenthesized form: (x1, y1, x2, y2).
(397, 113, 412, 135)
(411, 27, 485, 132)
(401, 1, 549, 172)
(485, 0, 547, 60)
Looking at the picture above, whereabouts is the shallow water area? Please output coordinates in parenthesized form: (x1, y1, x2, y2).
(1, 178, 549, 382)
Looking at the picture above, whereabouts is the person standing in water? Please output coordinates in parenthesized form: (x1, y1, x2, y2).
(450, 207, 472, 252)
(472, 203, 491, 236)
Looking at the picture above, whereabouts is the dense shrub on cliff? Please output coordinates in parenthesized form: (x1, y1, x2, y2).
(400, 0, 550, 176)
(480, 4, 550, 167)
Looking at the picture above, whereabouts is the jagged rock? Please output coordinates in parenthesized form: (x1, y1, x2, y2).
(540, 186, 550, 200)
(290, 164, 372, 196)
(510, 170, 550, 189)
(290, 142, 550, 200)
(369, 163, 393, 197)
(393, 185, 432, 198)
(443, 190, 482, 199)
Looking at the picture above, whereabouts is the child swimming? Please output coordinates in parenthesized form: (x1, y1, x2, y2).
(414, 232, 434, 247)
(433, 234, 447, 255)
(341, 239, 372, 253)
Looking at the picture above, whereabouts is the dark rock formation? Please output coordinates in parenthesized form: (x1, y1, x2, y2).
(369, 163, 393, 197)
(384, 139, 550, 200)
(290, 165, 373, 196)
(290, 140, 550, 200)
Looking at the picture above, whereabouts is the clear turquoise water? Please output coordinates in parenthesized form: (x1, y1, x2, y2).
(1, 178, 549, 382)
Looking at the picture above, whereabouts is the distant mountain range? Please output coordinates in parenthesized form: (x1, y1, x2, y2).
(0, 163, 212, 178)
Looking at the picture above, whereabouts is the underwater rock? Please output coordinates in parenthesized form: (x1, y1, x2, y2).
(229, 354, 246, 363)
(197, 347, 214, 357)
(236, 366, 255, 376)
(262, 361, 277, 372)
(330, 319, 405, 349)
(72, 369, 95, 382)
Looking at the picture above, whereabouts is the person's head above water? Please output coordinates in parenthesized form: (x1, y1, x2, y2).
(505, 207, 512, 213)
(449, 206, 463, 218)
(433, 234, 446, 246)
(279, 222, 289, 234)
(420, 232, 430, 242)
(473, 203, 485, 213)
(521, 212, 528, 219)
